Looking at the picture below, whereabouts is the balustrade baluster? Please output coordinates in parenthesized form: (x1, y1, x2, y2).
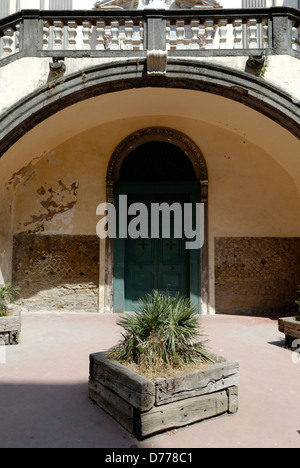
(82, 20, 92, 50)
(67, 20, 77, 50)
(233, 18, 243, 49)
(292, 22, 300, 51)
(96, 20, 106, 50)
(247, 18, 258, 49)
(205, 19, 214, 49)
(110, 20, 120, 50)
(15, 23, 20, 52)
(198, 23, 206, 49)
(43, 21, 50, 50)
(2, 27, 14, 56)
(139, 21, 144, 50)
(53, 20, 64, 50)
(124, 20, 134, 50)
(218, 18, 228, 49)
(190, 19, 200, 50)
(131, 22, 142, 50)
(168, 22, 177, 50)
(166, 20, 171, 50)
(176, 20, 185, 50)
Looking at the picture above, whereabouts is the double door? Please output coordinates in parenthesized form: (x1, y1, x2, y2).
(124, 193, 189, 312)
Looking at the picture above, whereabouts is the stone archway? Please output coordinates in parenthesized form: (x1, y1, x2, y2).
(103, 127, 209, 313)
(1, 58, 299, 160)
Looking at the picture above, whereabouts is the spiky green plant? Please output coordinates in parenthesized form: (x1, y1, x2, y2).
(0, 284, 19, 317)
(109, 290, 214, 375)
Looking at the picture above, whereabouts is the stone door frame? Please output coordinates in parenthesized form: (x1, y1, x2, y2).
(100, 126, 209, 313)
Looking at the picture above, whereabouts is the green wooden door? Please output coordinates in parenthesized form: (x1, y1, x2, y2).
(114, 182, 201, 314)
(124, 193, 189, 312)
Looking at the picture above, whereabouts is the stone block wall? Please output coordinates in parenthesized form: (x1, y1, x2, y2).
(12, 234, 99, 312)
(215, 237, 300, 317)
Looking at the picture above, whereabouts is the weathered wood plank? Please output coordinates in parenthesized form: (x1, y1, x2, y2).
(154, 360, 239, 406)
(135, 390, 229, 439)
(0, 314, 21, 333)
(278, 317, 300, 336)
(89, 379, 134, 433)
(283, 324, 300, 339)
(89, 352, 155, 411)
(227, 386, 238, 414)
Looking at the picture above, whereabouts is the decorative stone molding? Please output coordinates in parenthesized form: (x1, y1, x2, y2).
(105, 126, 209, 314)
(106, 127, 208, 189)
(147, 49, 167, 76)
(49, 58, 66, 77)
(247, 52, 265, 69)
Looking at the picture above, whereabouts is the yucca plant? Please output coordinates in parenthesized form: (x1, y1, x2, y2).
(109, 290, 214, 375)
(0, 283, 19, 317)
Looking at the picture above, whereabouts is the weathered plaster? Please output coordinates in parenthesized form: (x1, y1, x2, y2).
(0, 84, 299, 313)
(5, 110, 300, 313)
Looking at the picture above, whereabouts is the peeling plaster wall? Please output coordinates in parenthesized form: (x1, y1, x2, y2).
(9, 137, 103, 311)
(13, 142, 103, 235)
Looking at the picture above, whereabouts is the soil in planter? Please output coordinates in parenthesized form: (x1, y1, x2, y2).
(119, 359, 213, 380)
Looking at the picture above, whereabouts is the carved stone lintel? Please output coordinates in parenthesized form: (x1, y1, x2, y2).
(107, 127, 208, 185)
(147, 49, 167, 76)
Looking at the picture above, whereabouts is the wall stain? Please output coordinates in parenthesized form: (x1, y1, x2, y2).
(22, 180, 79, 230)
(8, 158, 40, 189)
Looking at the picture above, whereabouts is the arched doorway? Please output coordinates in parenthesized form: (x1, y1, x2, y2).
(106, 127, 208, 313)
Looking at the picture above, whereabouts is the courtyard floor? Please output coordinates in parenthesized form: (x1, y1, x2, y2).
(0, 312, 299, 449)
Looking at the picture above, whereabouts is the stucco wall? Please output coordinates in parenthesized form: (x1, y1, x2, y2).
(11, 116, 300, 238)
(4, 106, 300, 313)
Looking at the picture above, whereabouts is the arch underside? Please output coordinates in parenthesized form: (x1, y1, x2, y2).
(0, 58, 299, 158)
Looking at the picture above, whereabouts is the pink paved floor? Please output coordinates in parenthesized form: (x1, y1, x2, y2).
(0, 312, 299, 448)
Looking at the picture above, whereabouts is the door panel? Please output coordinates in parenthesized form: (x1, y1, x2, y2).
(124, 193, 189, 312)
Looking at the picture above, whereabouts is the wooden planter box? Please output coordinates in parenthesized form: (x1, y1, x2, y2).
(89, 352, 239, 439)
(278, 316, 300, 347)
(0, 308, 21, 345)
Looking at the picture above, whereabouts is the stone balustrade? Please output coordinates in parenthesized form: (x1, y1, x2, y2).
(42, 18, 144, 51)
(0, 7, 299, 61)
(0, 22, 20, 58)
(166, 16, 268, 50)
